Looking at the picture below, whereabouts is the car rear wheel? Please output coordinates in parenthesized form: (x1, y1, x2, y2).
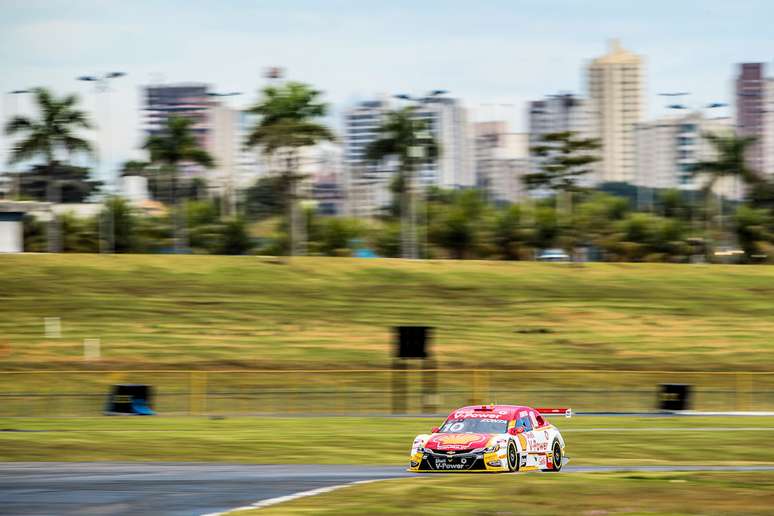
(507, 441, 519, 472)
(548, 440, 562, 471)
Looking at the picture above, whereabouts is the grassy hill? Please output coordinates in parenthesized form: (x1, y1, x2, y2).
(2, 254, 774, 372)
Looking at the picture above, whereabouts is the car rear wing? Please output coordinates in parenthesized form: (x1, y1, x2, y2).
(536, 407, 572, 418)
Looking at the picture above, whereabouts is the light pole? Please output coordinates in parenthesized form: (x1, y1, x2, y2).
(207, 91, 243, 217)
(4, 89, 32, 199)
(393, 89, 448, 259)
(77, 72, 127, 253)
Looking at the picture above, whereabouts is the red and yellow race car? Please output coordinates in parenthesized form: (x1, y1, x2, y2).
(409, 404, 570, 472)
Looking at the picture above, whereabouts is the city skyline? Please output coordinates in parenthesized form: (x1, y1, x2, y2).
(3, 0, 774, 178)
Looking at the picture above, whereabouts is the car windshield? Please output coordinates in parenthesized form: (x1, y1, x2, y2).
(439, 418, 508, 434)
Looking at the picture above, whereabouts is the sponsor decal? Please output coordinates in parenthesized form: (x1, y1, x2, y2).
(453, 410, 509, 419)
(434, 461, 466, 470)
(435, 434, 485, 446)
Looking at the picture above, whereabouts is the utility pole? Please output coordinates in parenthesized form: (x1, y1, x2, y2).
(77, 72, 127, 253)
(4, 89, 31, 200)
(393, 89, 448, 259)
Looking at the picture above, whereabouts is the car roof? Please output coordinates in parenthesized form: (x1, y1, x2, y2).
(446, 404, 533, 420)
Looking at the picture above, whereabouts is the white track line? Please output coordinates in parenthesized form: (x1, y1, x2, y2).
(201, 478, 385, 516)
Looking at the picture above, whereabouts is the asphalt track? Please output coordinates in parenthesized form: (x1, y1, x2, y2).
(3, 463, 774, 516)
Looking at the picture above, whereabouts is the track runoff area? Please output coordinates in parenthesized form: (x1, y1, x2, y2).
(3, 413, 774, 515)
(3, 463, 774, 516)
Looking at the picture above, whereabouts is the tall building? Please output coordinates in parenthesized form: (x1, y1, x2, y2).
(413, 97, 474, 189)
(736, 63, 768, 174)
(342, 99, 391, 217)
(143, 83, 257, 201)
(764, 78, 774, 176)
(587, 39, 644, 184)
(527, 93, 598, 185)
(342, 96, 474, 216)
(144, 83, 210, 148)
(299, 142, 345, 216)
(474, 122, 530, 204)
(634, 112, 737, 198)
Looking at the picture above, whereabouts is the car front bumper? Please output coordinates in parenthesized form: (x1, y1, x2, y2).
(408, 449, 509, 472)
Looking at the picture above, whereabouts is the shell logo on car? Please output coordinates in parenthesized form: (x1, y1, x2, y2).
(435, 434, 486, 446)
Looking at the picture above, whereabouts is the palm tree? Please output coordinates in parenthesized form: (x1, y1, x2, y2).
(694, 132, 760, 254)
(143, 116, 214, 252)
(4, 87, 92, 168)
(365, 107, 438, 259)
(246, 81, 334, 256)
(695, 132, 760, 192)
(5, 87, 92, 252)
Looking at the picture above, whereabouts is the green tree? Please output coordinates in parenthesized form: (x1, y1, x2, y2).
(524, 131, 601, 192)
(573, 192, 630, 253)
(315, 217, 367, 256)
(219, 217, 252, 255)
(244, 175, 288, 219)
(694, 132, 761, 253)
(100, 197, 136, 253)
(4, 88, 98, 211)
(119, 160, 150, 177)
(695, 133, 761, 192)
(246, 81, 334, 256)
(527, 204, 560, 251)
(22, 214, 46, 252)
(525, 131, 601, 257)
(14, 163, 101, 203)
(143, 116, 214, 251)
(734, 205, 772, 261)
(493, 205, 527, 260)
(604, 212, 689, 262)
(429, 189, 484, 259)
(4, 87, 92, 169)
(366, 107, 439, 259)
(373, 221, 402, 258)
(59, 211, 98, 252)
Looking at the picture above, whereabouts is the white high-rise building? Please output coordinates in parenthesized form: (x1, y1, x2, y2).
(528, 94, 597, 143)
(413, 97, 474, 189)
(209, 106, 262, 211)
(587, 39, 644, 184)
(634, 112, 737, 199)
(527, 93, 599, 185)
(342, 99, 391, 217)
(474, 122, 530, 204)
(342, 97, 474, 217)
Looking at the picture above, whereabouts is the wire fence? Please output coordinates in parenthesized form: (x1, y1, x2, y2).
(1, 369, 773, 416)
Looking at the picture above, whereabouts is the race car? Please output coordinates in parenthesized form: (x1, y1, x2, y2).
(408, 404, 570, 472)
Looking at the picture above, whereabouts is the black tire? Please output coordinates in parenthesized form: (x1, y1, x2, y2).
(548, 440, 562, 472)
(507, 441, 519, 472)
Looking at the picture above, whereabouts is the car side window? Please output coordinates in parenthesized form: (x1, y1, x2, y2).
(534, 414, 546, 427)
(515, 416, 533, 432)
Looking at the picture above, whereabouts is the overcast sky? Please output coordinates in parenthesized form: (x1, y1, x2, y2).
(2, 0, 773, 179)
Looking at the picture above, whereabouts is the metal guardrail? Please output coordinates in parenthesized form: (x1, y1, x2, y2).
(0, 369, 772, 416)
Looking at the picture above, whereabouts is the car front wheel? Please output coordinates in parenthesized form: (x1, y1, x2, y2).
(507, 441, 519, 472)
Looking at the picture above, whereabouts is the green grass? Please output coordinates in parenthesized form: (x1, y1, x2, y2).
(247, 472, 774, 515)
(3, 254, 774, 372)
(1, 416, 773, 464)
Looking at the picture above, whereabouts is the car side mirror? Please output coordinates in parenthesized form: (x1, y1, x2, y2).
(431, 427, 440, 433)
(508, 427, 524, 435)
